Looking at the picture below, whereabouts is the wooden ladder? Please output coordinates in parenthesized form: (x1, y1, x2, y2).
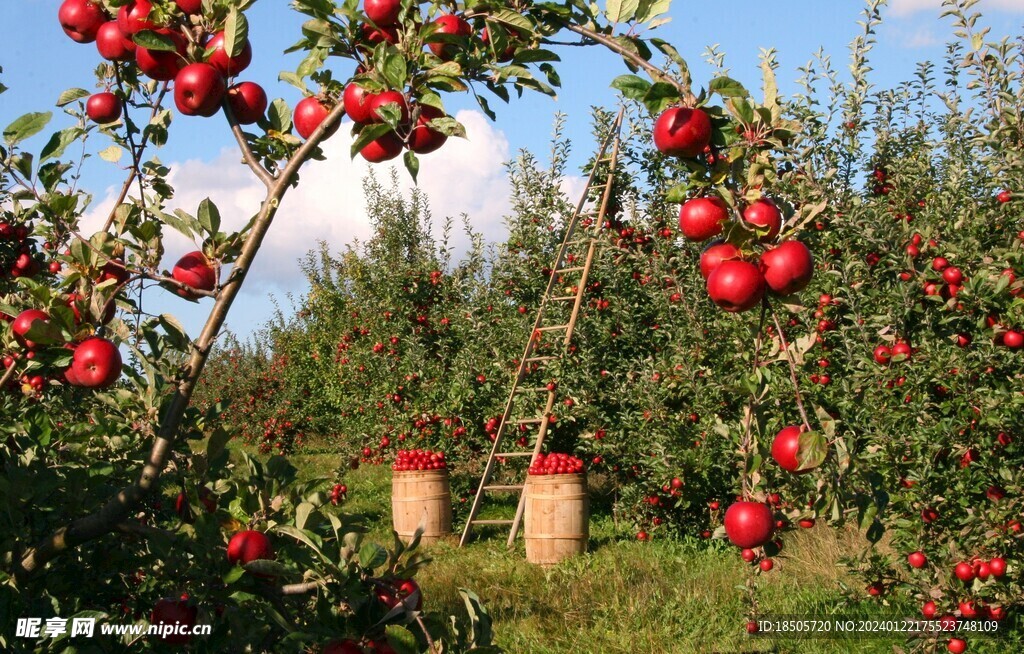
(459, 109, 625, 548)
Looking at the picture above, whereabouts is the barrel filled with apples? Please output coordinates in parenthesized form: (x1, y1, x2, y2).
(390, 449, 452, 545)
(524, 453, 589, 565)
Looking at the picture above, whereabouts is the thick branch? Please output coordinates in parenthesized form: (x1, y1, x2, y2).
(16, 103, 347, 580)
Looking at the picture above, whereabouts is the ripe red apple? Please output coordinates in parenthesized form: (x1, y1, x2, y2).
(891, 341, 912, 362)
(59, 0, 107, 43)
(375, 578, 422, 611)
(324, 640, 364, 654)
(942, 266, 963, 285)
(174, 63, 226, 117)
(706, 260, 766, 312)
(946, 638, 966, 654)
(227, 530, 274, 565)
(428, 14, 472, 59)
(759, 558, 774, 572)
(771, 425, 816, 474)
(150, 597, 197, 646)
(907, 551, 927, 569)
(294, 97, 339, 140)
(873, 344, 891, 365)
(922, 601, 938, 618)
(86, 92, 122, 124)
(364, 0, 402, 26)
(175, 0, 203, 14)
(988, 557, 1006, 578)
(407, 105, 448, 154)
(359, 132, 404, 163)
(1003, 330, 1023, 349)
(678, 196, 729, 242)
(118, 0, 158, 35)
(175, 486, 217, 522)
(700, 241, 740, 280)
(742, 199, 782, 241)
(95, 21, 135, 61)
(205, 31, 253, 76)
(172, 251, 217, 299)
(798, 518, 815, 528)
(921, 507, 939, 523)
(343, 83, 377, 124)
(135, 30, 187, 81)
(997, 190, 1012, 203)
(759, 240, 813, 295)
(652, 106, 711, 158)
(932, 256, 949, 272)
(740, 548, 756, 563)
(226, 82, 268, 125)
(12, 310, 52, 351)
(723, 501, 774, 549)
(71, 337, 122, 389)
(954, 561, 975, 582)
(368, 90, 410, 124)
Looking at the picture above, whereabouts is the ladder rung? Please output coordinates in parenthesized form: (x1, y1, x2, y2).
(496, 452, 535, 457)
(517, 418, 545, 424)
(536, 324, 569, 332)
(551, 295, 577, 301)
(566, 238, 595, 246)
(524, 356, 558, 363)
(484, 485, 524, 492)
(515, 386, 551, 393)
(557, 266, 586, 273)
(472, 519, 514, 525)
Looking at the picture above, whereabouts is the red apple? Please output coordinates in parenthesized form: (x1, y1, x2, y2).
(227, 530, 274, 565)
(172, 251, 217, 299)
(891, 341, 912, 361)
(360, 23, 399, 46)
(907, 551, 927, 569)
(699, 241, 740, 280)
(294, 97, 339, 140)
(427, 14, 472, 59)
(1003, 330, 1023, 349)
(947, 638, 966, 654)
(932, 256, 949, 272)
(997, 190, 1012, 203)
(706, 260, 766, 312)
(324, 641, 364, 654)
(226, 82, 267, 125)
(343, 83, 377, 124)
(205, 31, 253, 76)
(942, 266, 963, 285)
(723, 501, 774, 549)
(135, 30, 187, 81)
(407, 105, 448, 154)
(12, 310, 53, 351)
(922, 601, 938, 619)
(176, 0, 203, 14)
(117, 1, 157, 36)
(98, 258, 130, 285)
(150, 598, 197, 646)
(988, 557, 1006, 578)
(954, 561, 975, 582)
(771, 425, 815, 474)
(359, 132, 404, 162)
(678, 196, 729, 242)
(368, 90, 410, 124)
(174, 64, 226, 117)
(59, 0, 107, 44)
(364, 0, 402, 26)
(759, 240, 813, 295)
(95, 21, 135, 61)
(742, 198, 782, 241)
(652, 106, 711, 158)
(86, 92, 122, 124)
(873, 345, 891, 365)
(71, 337, 122, 388)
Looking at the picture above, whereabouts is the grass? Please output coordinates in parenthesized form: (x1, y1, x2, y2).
(279, 452, 938, 654)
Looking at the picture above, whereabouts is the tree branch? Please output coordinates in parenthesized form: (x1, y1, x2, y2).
(16, 103, 347, 580)
(222, 97, 276, 188)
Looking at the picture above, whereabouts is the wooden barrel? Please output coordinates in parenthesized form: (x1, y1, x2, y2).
(391, 469, 452, 545)
(524, 473, 589, 565)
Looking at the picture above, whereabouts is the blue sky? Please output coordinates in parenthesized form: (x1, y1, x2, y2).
(2, 0, 1022, 339)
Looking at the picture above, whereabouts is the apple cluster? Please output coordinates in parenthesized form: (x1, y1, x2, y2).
(652, 105, 814, 313)
(329, 483, 347, 505)
(0, 220, 50, 281)
(392, 448, 447, 471)
(58, 0, 269, 126)
(528, 452, 585, 475)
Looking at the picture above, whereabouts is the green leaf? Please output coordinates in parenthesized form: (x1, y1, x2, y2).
(98, 145, 123, 163)
(358, 542, 388, 569)
(39, 127, 83, 163)
(664, 182, 689, 204)
(158, 314, 192, 351)
(511, 49, 560, 64)
(197, 198, 222, 235)
(403, 151, 419, 184)
(133, 30, 177, 52)
(382, 52, 408, 90)
(349, 124, 392, 160)
(4, 112, 52, 146)
(637, 0, 671, 22)
(224, 9, 250, 59)
(384, 626, 418, 654)
(268, 99, 293, 133)
(709, 76, 749, 99)
(605, 0, 639, 23)
(488, 10, 533, 31)
(797, 431, 827, 471)
(610, 74, 651, 101)
(56, 88, 90, 107)
(207, 426, 233, 463)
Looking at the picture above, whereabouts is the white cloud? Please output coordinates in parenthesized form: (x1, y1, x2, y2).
(894, 25, 941, 48)
(84, 110, 513, 293)
(889, 0, 1024, 16)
